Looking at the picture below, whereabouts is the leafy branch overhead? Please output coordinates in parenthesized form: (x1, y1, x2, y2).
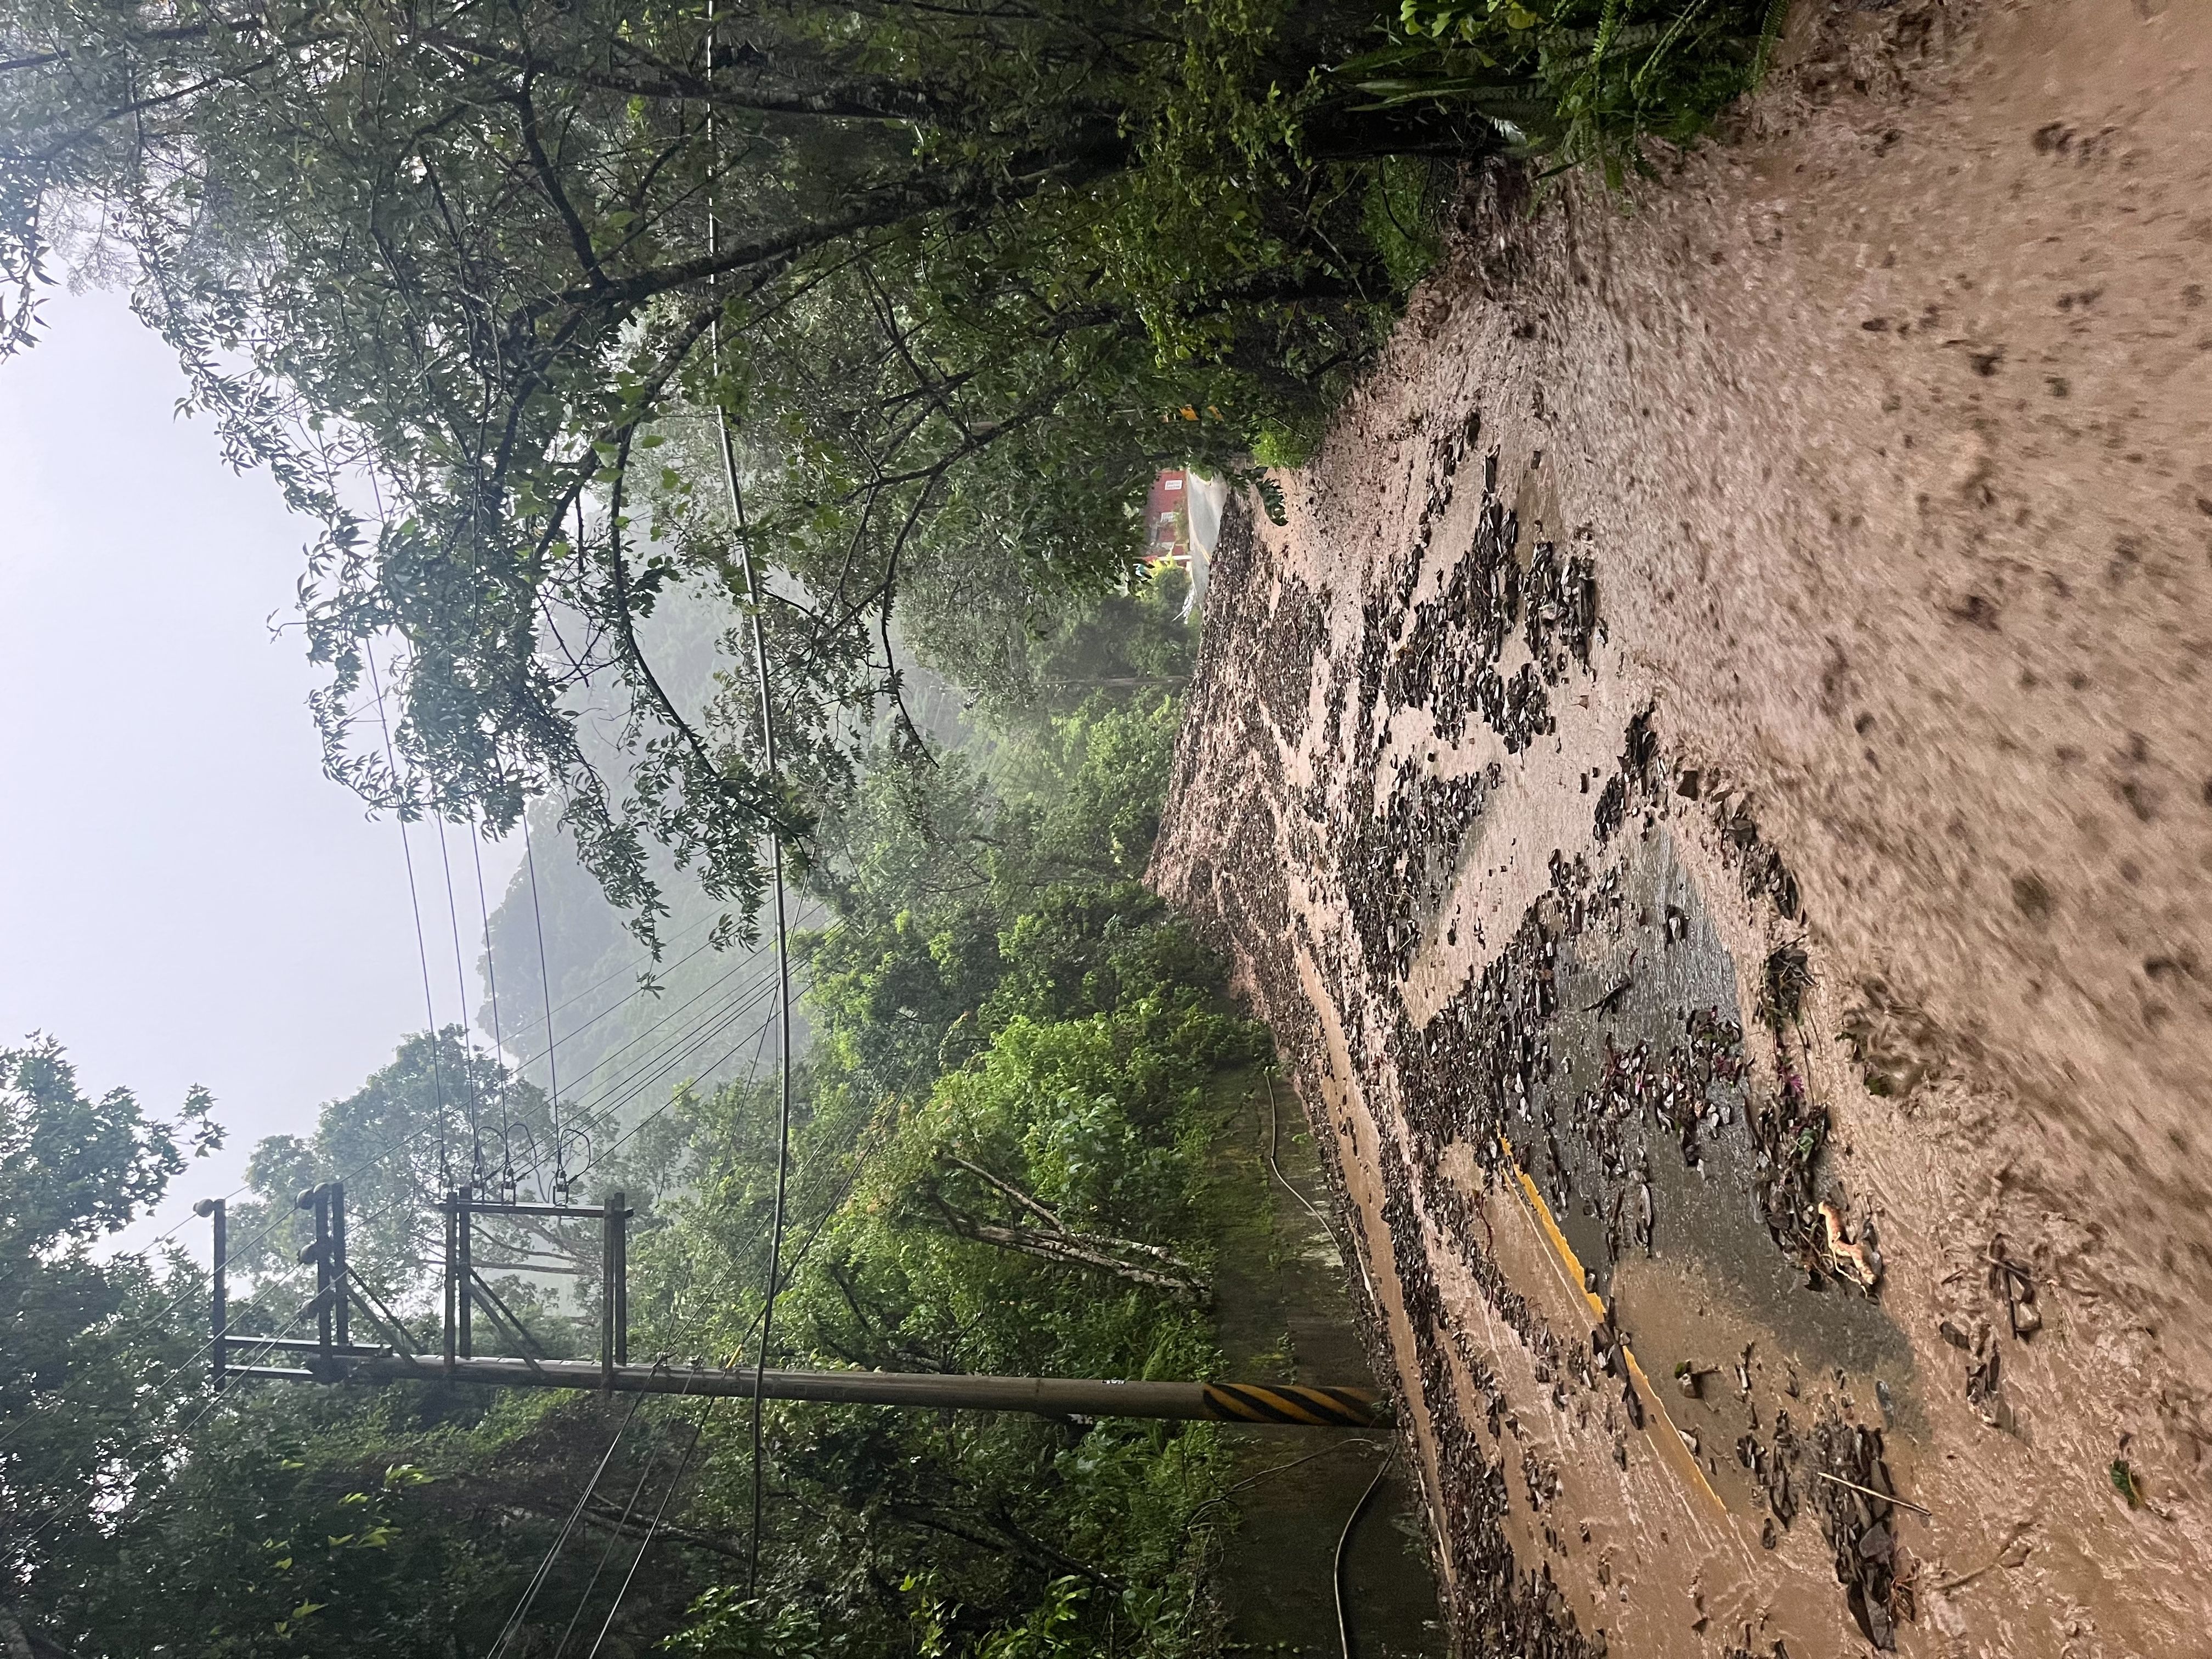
(1348, 0, 1791, 185)
(0, 0, 1490, 943)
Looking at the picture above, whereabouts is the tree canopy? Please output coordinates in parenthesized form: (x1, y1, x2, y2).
(1, 660, 1339, 1658)
(1, 0, 1476, 943)
(1, 1041, 218, 1655)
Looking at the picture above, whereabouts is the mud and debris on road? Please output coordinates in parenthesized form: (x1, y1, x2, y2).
(1152, 2, 2212, 1652)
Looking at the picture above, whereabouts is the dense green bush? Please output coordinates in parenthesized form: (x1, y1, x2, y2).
(1348, 0, 1790, 185)
(633, 684, 1269, 1657)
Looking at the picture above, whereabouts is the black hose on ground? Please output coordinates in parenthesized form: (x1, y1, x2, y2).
(1333, 1441, 1397, 1659)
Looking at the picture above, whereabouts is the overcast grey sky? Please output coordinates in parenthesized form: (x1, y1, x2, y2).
(0, 285, 520, 1259)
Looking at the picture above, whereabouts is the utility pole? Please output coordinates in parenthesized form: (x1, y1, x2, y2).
(205, 1184, 1385, 1430)
(193, 1197, 226, 1391)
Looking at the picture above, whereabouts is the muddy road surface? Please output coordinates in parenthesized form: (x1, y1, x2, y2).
(1151, 2, 2212, 1655)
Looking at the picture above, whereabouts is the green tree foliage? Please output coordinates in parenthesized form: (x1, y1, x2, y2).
(0, 0, 1480, 943)
(892, 521, 1200, 733)
(0, 1042, 713, 1657)
(627, 688, 1269, 1657)
(804, 691, 1192, 1087)
(1, 1039, 219, 1656)
(230, 1032, 522, 1283)
(1, 607, 1281, 1658)
(1346, 0, 1789, 185)
(79, 1427, 521, 1659)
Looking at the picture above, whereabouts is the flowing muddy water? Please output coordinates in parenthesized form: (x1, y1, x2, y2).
(1152, 2, 2212, 1654)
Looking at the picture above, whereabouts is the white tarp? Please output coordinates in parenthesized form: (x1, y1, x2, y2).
(1181, 473, 1230, 619)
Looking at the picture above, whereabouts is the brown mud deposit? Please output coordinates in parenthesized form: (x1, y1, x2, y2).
(1150, 2, 2212, 1655)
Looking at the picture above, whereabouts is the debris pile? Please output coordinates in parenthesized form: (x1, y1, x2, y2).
(1810, 1418, 1915, 1650)
(1158, 467, 1914, 1658)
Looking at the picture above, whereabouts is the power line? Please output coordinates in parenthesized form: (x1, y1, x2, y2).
(0, 882, 732, 1481)
(13, 699, 819, 1610)
(0, 909, 822, 1520)
(565, 1026, 784, 1655)
(698, 17, 797, 1591)
(577, 922, 831, 1181)
(470, 822, 522, 1198)
(712, 276, 795, 1613)
(557, 1364, 706, 1658)
(464, 893, 827, 1204)
(566, 962, 792, 1178)
(1333, 1444, 1396, 1659)
(583, 1394, 712, 1659)
(482, 949, 796, 1205)
(436, 815, 489, 1184)
(531, 913, 812, 1119)
(368, 647, 453, 1187)
(12, 621, 820, 1558)
(523, 809, 567, 1200)
(553, 922, 914, 1641)
(29, 889, 751, 1299)
(493, 907, 727, 1049)
(555, 1000, 991, 1635)
(488, 1389, 649, 1659)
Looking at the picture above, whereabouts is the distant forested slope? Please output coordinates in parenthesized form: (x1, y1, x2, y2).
(475, 567, 1202, 1152)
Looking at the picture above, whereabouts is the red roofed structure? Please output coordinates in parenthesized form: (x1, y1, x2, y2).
(1144, 468, 1194, 567)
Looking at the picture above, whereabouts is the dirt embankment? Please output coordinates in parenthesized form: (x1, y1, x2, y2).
(1152, 2, 2212, 1655)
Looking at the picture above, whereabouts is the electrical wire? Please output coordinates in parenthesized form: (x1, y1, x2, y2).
(712, 269, 794, 1612)
(487, 1390, 650, 1659)
(467, 931, 945, 1655)
(494, 907, 727, 1049)
(12, 605, 820, 1560)
(1265, 1068, 1372, 1301)
(558, 1362, 705, 1658)
(470, 822, 522, 1198)
(437, 815, 489, 1184)
(13, 890, 758, 1341)
(565, 945, 943, 1640)
(1, 910, 822, 1547)
(522, 809, 566, 1200)
(1332, 1443, 1396, 1659)
(535, 922, 812, 1647)
(455, 902, 822, 1208)
(580, 955, 797, 1175)
(367, 647, 453, 1187)
(19, 572, 818, 1627)
(564, 955, 786, 1143)
(1, 901, 821, 1477)
(695, 9, 797, 1592)
(435, 910, 823, 1204)
(583, 1396, 712, 1659)
(549, 924, 806, 1120)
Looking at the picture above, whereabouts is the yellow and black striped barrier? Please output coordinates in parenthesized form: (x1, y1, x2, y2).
(1199, 1383, 1386, 1426)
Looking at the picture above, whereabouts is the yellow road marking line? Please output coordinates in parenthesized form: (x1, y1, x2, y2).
(1499, 1138, 1728, 1515)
